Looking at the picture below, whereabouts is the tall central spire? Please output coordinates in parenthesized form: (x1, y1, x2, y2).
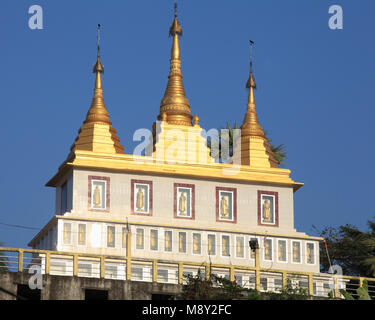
(158, 2, 193, 126)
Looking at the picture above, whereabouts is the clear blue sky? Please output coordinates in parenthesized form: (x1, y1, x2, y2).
(0, 0, 374, 249)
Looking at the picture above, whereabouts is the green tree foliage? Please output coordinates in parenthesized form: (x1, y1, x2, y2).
(340, 280, 372, 300)
(261, 280, 309, 300)
(264, 130, 287, 166)
(207, 123, 240, 161)
(180, 269, 309, 300)
(246, 279, 309, 300)
(180, 269, 243, 300)
(317, 218, 375, 277)
(180, 270, 214, 300)
(207, 123, 286, 166)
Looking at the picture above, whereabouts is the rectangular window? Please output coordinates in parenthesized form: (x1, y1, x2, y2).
(235, 275, 243, 286)
(174, 184, 195, 219)
(306, 242, 315, 264)
(90, 224, 102, 248)
(264, 239, 273, 261)
(208, 234, 216, 256)
(216, 187, 237, 223)
(105, 265, 117, 279)
(222, 235, 230, 257)
(258, 191, 279, 227)
(274, 279, 283, 291)
(179, 232, 186, 253)
(260, 278, 268, 291)
(91, 180, 107, 210)
(136, 228, 144, 250)
(261, 194, 275, 224)
(61, 182, 67, 213)
(132, 180, 152, 215)
(63, 223, 71, 245)
(157, 269, 169, 283)
(236, 236, 244, 258)
(193, 233, 201, 255)
(107, 226, 115, 248)
(50, 261, 66, 275)
(131, 267, 143, 281)
(299, 281, 309, 291)
(122, 227, 128, 248)
(165, 231, 172, 252)
(177, 187, 191, 217)
(78, 224, 86, 246)
(277, 239, 287, 262)
(41, 234, 45, 249)
(150, 229, 158, 251)
(249, 276, 256, 288)
(78, 263, 92, 277)
(292, 241, 301, 263)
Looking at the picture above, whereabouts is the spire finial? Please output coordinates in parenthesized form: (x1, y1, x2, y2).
(97, 24, 101, 57)
(169, 2, 182, 36)
(250, 40, 254, 74)
(93, 24, 104, 74)
(246, 40, 256, 89)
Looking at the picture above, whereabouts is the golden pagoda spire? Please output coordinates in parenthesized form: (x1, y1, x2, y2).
(158, 2, 193, 126)
(70, 24, 124, 155)
(241, 41, 266, 138)
(238, 41, 278, 168)
(84, 24, 111, 125)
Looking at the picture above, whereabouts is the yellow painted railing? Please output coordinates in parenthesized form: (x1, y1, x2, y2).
(0, 247, 374, 299)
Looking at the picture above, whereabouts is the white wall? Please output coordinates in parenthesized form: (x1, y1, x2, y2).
(68, 168, 300, 235)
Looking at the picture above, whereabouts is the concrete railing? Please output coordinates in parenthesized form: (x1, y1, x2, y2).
(0, 247, 374, 299)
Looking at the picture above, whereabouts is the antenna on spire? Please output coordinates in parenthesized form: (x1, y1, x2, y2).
(93, 24, 104, 74)
(97, 24, 101, 57)
(249, 40, 254, 72)
(246, 40, 256, 89)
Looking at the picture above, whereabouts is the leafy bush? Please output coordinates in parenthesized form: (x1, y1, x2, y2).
(340, 280, 372, 300)
(180, 269, 310, 300)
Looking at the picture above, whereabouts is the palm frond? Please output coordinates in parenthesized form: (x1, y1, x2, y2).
(359, 257, 375, 277)
(207, 124, 287, 166)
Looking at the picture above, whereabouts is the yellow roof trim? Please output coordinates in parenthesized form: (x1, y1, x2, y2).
(46, 151, 303, 192)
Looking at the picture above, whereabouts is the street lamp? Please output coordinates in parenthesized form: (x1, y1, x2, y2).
(249, 238, 259, 251)
(249, 238, 260, 291)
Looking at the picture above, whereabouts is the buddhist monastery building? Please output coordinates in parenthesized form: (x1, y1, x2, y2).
(25, 4, 329, 294)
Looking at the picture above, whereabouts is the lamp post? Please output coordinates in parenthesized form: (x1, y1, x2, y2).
(125, 218, 132, 280)
(249, 238, 260, 291)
